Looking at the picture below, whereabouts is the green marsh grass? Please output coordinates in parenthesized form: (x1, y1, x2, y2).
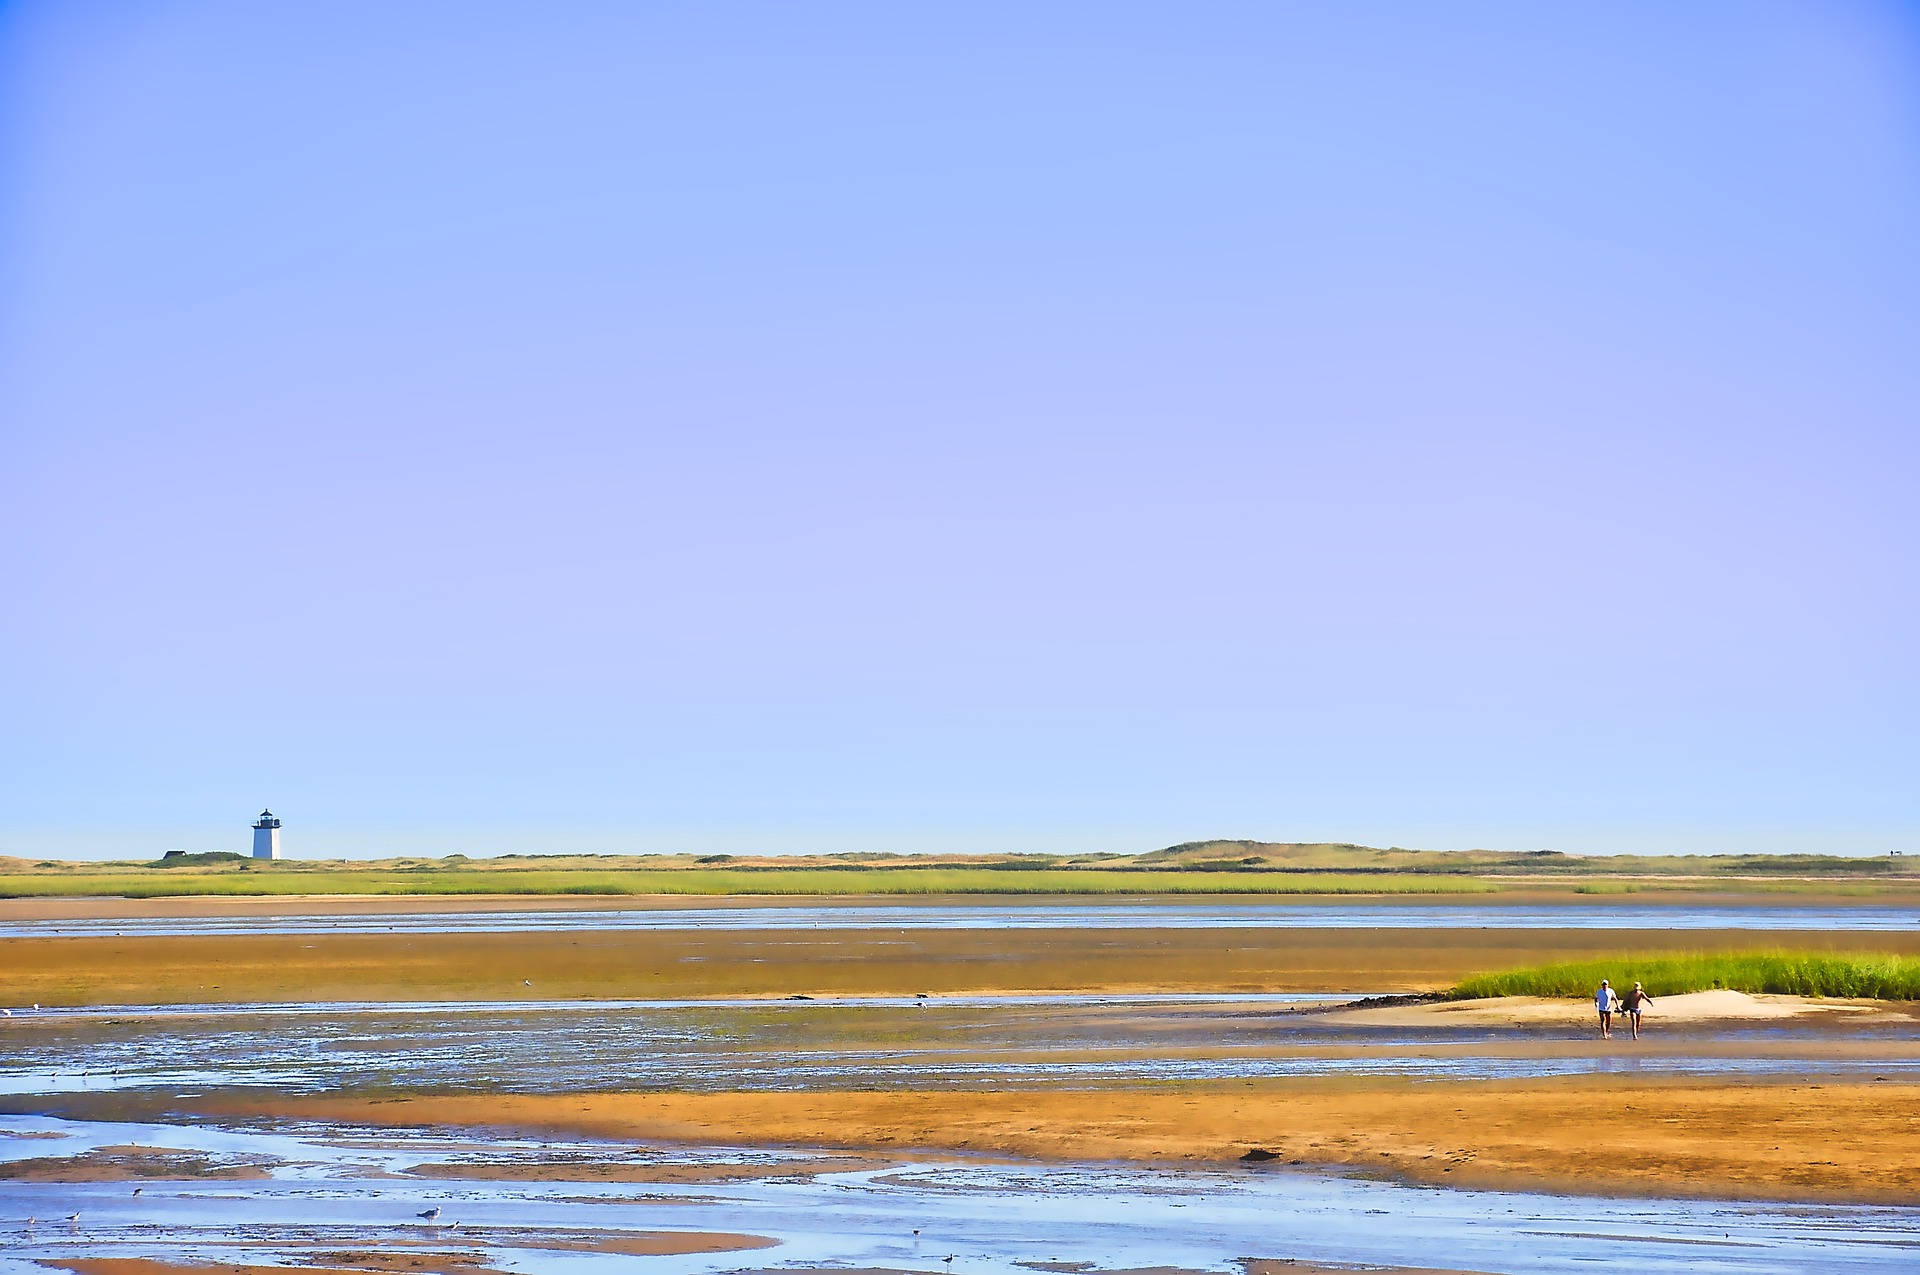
(0, 867, 1503, 899)
(1449, 952, 1920, 1001)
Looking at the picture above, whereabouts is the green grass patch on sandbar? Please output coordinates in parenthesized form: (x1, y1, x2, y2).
(0, 867, 1502, 899)
(1448, 952, 1920, 1001)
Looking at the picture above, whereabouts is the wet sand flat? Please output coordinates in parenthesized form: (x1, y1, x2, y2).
(400, 1156, 894, 1182)
(54, 1261, 502, 1275)
(9, 1108, 1915, 1274)
(49, 1232, 776, 1273)
(10, 900, 1919, 1270)
(528, 1229, 777, 1254)
(0, 1143, 270, 1180)
(208, 1076, 1920, 1205)
(11, 926, 1920, 1004)
(10, 993, 1920, 1096)
(59, 1265, 1480, 1275)
(1242, 1266, 1500, 1275)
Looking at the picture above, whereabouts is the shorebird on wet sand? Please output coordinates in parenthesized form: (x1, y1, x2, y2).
(131, 1187, 142, 1196)
(417, 1207, 442, 1221)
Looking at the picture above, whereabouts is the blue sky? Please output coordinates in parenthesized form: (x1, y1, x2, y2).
(3, 3, 1916, 860)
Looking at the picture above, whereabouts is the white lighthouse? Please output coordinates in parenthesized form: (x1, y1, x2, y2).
(251, 808, 283, 860)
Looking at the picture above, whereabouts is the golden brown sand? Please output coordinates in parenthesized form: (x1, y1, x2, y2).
(517, 1231, 777, 1255)
(269, 1256, 493, 1274)
(205, 1077, 1920, 1205)
(1332, 989, 1918, 1028)
(12, 926, 1920, 1003)
(0, 1145, 270, 1181)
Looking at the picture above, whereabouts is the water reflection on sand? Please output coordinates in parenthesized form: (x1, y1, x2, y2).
(6, 996, 1917, 1096)
(2, 1114, 1916, 1274)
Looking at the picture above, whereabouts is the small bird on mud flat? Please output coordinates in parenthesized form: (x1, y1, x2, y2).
(131, 1188, 142, 1196)
(417, 1207, 442, 1221)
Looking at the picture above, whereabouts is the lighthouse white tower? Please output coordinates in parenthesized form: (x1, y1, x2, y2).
(251, 808, 283, 860)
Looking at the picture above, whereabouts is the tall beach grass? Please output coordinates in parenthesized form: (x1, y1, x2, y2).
(1449, 951, 1920, 1001)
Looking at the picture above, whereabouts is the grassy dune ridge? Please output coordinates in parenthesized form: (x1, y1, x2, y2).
(0, 867, 1505, 899)
(1451, 952, 1920, 1000)
(2, 839, 1915, 899)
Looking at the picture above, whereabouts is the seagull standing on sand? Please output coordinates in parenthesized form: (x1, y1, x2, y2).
(418, 1207, 441, 1222)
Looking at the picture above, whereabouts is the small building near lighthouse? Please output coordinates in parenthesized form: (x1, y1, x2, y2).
(251, 808, 283, 860)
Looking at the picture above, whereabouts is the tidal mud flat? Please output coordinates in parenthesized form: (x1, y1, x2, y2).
(4, 897, 1918, 1272)
(11, 925, 1920, 1006)
(6, 992, 1920, 1097)
(3, 1112, 1917, 1275)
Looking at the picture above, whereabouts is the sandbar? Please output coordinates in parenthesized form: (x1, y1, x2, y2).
(1330, 988, 1917, 1028)
(199, 1076, 1920, 1205)
(0, 1145, 271, 1181)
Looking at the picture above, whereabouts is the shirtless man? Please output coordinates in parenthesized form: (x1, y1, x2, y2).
(1620, 981, 1654, 1040)
(1595, 978, 1616, 1039)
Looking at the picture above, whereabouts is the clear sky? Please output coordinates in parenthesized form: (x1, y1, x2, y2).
(3, 3, 1916, 861)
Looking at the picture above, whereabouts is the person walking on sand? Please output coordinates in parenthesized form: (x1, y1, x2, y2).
(1621, 981, 1653, 1040)
(1595, 978, 1615, 1039)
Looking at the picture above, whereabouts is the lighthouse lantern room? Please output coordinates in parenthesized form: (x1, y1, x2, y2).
(251, 808, 283, 860)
